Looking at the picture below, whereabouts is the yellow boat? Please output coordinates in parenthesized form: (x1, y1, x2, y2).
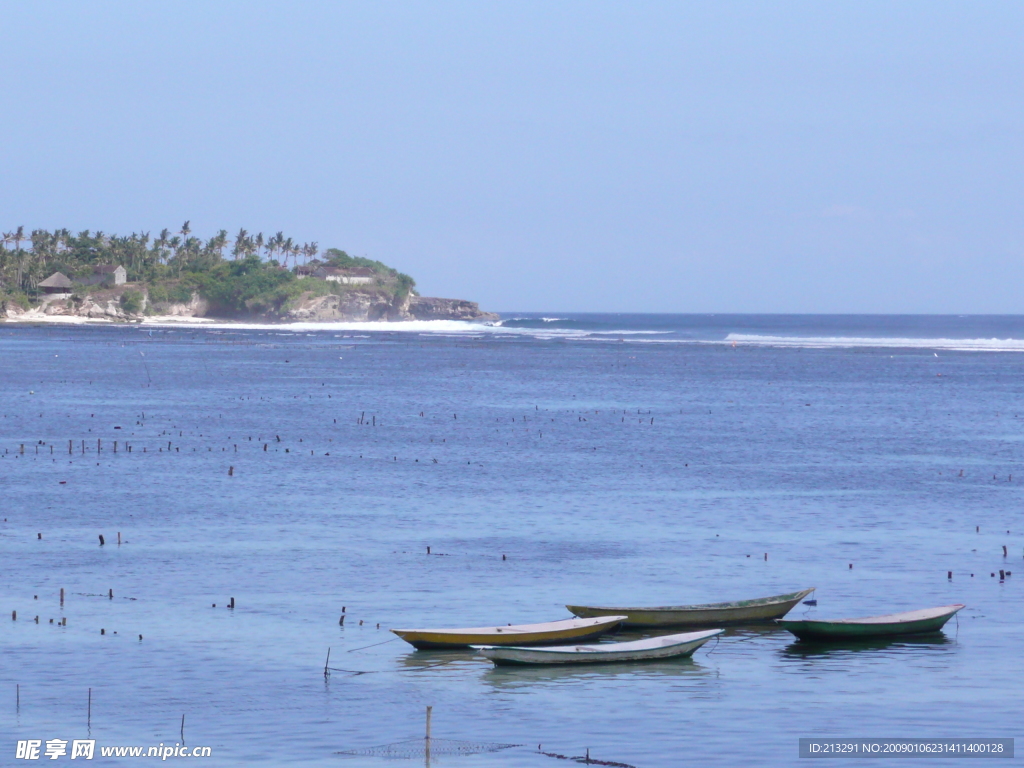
(390, 616, 627, 649)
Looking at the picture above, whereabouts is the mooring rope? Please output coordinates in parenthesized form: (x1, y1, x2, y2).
(346, 637, 399, 653)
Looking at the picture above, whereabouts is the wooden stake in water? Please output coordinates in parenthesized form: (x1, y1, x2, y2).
(324, 647, 331, 678)
(88, 688, 91, 728)
(425, 706, 432, 768)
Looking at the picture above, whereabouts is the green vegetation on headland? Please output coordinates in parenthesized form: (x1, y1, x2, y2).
(0, 224, 416, 317)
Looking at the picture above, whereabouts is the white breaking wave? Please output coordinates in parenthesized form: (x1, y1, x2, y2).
(139, 317, 661, 340)
(122, 318, 1024, 351)
(138, 318, 618, 341)
(144, 319, 506, 334)
(723, 334, 1024, 352)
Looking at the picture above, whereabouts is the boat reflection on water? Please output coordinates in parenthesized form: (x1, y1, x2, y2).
(781, 632, 954, 659)
(718, 625, 786, 640)
(394, 649, 482, 674)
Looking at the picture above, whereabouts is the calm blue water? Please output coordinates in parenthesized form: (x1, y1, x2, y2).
(2, 314, 1022, 766)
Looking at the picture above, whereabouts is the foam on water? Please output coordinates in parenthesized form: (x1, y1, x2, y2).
(724, 334, 1024, 351)
(143, 318, 499, 333)
(14, 313, 1024, 353)
(131, 315, 1024, 351)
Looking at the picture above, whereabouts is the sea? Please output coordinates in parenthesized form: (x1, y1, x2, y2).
(1, 313, 1022, 766)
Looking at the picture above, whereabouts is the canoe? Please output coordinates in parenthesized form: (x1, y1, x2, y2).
(474, 628, 724, 666)
(390, 616, 627, 650)
(566, 588, 815, 627)
(776, 604, 965, 641)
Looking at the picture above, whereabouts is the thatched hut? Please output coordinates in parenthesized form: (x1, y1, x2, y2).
(38, 272, 74, 295)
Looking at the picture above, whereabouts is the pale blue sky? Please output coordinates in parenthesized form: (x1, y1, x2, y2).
(2, 2, 1022, 312)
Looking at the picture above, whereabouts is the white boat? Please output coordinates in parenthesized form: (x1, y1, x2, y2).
(473, 628, 723, 666)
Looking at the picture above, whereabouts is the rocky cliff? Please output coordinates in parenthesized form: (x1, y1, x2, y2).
(2, 288, 206, 322)
(283, 291, 406, 322)
(3, 287, 497, 324)
(406, 296, 498, 321)
(282, 291, 498, 322)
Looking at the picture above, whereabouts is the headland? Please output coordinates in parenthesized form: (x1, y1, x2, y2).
(0, 224, 497, 324)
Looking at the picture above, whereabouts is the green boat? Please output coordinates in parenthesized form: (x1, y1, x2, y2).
(777, 604, 964, 641)
(567, 588, 815, 628)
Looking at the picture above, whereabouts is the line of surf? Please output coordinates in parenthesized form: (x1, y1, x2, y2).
(722, 334, 1024, 351)
(139, 318, 672, 338)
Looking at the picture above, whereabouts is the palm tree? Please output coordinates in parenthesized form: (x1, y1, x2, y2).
(57, 229, 71, 254)
(31, 229, 52, 269)
(273, 232, 284, 260)
(168, 236, 182, 273)
(282, 237, 294, 269)
(266, 231, 283, 264)
(134, 232, 151, 278)
(233, 228, 248, 260)
(5, 227, 29, 289)
(185, 236, 201, 263)
(213, 229, 228, 258)
(21, 248, 42, 291)
(14, 247, 25, 290)
(155, 229, 170, 264)
(178, 221, 191, 262)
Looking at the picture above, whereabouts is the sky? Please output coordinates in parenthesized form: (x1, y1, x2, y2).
(2, 1, 1023, 313)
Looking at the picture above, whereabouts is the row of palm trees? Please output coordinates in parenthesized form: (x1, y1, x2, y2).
(227, 228, 319, 268)
(0, 223, 325, 292)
